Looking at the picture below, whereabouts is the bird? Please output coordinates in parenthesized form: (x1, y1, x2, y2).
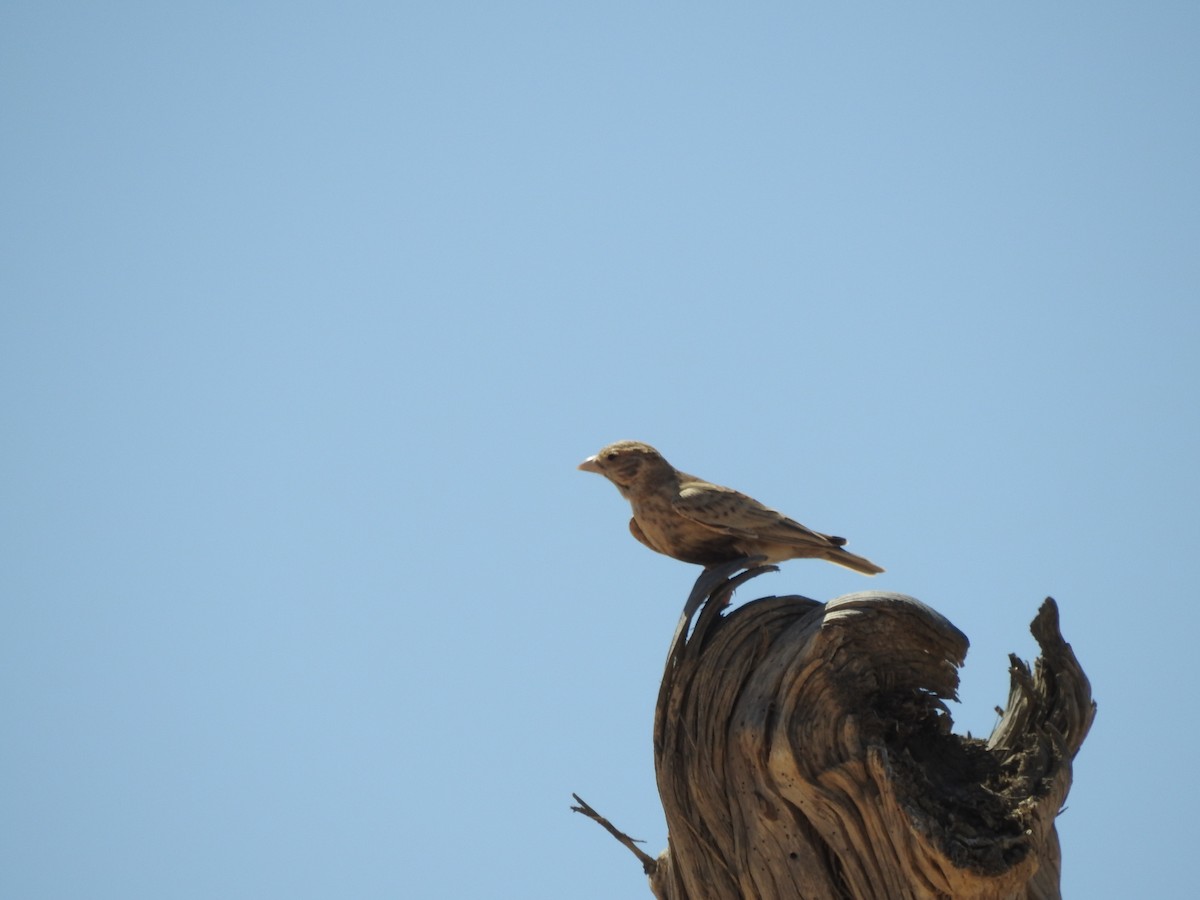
(578, 440, 883, 575)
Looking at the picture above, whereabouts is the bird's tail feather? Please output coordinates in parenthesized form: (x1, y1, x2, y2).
(827, 548, 884, 575)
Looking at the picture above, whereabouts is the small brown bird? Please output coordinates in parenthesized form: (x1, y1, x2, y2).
(578, 440, 883, 575)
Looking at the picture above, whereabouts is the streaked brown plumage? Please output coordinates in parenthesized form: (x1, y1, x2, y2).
(578, 440, 883, 575)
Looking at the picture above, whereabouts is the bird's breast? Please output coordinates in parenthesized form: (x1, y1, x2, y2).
(630, 494, 743, 565)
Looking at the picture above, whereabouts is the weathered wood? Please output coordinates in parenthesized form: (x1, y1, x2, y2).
(634, 562, 1095, 900)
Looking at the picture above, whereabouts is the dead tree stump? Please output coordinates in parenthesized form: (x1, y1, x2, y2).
(576, 561, 1095, 900)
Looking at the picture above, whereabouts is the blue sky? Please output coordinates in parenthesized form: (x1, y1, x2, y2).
(3, 3, 1197, 897)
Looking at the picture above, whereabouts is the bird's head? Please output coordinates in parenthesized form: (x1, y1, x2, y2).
(578, 440, 673, 498)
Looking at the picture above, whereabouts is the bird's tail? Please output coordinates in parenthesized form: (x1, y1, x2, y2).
(827, 547, 885, 576)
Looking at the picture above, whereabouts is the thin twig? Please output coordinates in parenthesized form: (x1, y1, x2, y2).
(571, 793, 658, 875)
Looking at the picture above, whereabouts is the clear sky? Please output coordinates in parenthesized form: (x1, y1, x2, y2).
(3, 3, 1197, 898)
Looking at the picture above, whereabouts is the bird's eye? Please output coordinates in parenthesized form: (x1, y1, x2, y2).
(605, 452, 619, 461)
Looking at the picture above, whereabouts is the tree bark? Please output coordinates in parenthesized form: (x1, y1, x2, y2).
(638, 560, 1095, 900)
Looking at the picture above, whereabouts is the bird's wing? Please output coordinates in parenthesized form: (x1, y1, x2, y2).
(673, 481, 846, 548)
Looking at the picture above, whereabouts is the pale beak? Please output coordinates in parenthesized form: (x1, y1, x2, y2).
(578, 455, 602, 474)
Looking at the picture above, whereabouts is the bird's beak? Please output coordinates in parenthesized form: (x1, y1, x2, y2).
(578, 455, 602, 474)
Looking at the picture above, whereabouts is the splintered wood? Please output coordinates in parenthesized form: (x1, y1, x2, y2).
(637, 562, 1094, 900)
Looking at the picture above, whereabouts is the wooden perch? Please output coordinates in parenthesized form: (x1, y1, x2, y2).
(576, 561, 1095, 900)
